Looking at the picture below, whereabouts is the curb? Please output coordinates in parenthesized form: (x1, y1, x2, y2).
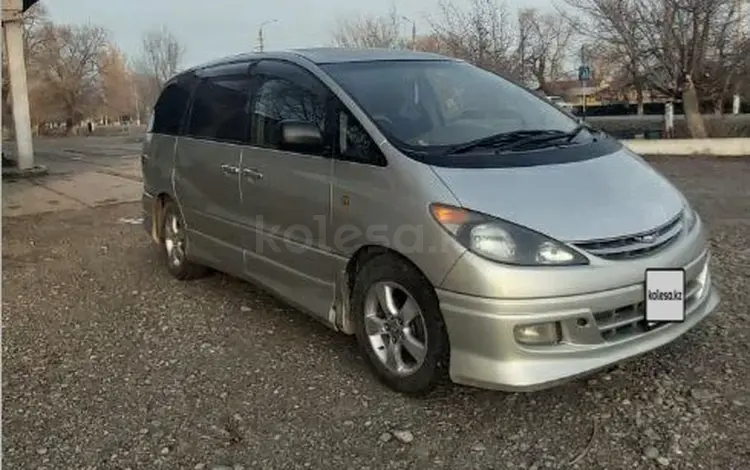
(621, 138, 750, 156)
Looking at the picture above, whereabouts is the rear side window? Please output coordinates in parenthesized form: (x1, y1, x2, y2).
(150, 81, 192, 135)
(186, 75, 252, 143)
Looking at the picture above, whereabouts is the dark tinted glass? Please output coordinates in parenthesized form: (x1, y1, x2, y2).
(321, 60, 578, 148)
(150, 80, 192, 135)
(338, 110, 386, 166)
(186, 76, 251, 143)
(249, 76, 327, 154)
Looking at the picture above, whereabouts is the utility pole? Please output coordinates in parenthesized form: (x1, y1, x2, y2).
(411, 21, 416, 51)
(401, 16, 416, 50)
(257, 19, 277, 53)
(2, 0, 38, 171)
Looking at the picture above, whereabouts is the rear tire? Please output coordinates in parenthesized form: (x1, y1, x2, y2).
(160, 201, 209, 280)
(351, 254, 450, 396)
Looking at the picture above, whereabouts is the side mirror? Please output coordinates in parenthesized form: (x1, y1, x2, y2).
(279, 120, 324, 152)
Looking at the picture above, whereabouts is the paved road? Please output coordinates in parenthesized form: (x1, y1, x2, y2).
(4, 134, 142, 175)
(3, 156, 749, 469)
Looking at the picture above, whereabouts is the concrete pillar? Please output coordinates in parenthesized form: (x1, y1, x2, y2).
(3, 17, 34, 169)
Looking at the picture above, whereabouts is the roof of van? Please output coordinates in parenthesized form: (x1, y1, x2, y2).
(291, 47, 452, 63)
(187, 47, 455, 71)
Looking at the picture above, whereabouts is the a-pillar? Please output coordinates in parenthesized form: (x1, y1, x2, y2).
(3, 14, 34, 170)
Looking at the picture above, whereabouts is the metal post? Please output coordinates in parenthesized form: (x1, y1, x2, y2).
(664, 101, 674, 138)
(133, 82, 141, 126)
(3, 14, 34, 170)
(580, 45, 587, 120)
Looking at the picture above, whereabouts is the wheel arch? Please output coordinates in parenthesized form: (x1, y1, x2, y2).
(151, 192, 172, 242)
(336, 244, 437, 335)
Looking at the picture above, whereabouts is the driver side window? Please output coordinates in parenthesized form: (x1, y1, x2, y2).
(337, 110, 386, 167)
(250, 77, 327, 153)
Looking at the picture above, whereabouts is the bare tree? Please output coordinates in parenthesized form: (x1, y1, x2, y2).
(413, 34, 446, 53)
(517, 8, 576, 92)
(332, 7, 408, 49)
(588, 39, 649, 113)
(427, 0, 519, 77)
(739, 36, 750, 101)
(134, 26, 185, 110)
(564, 0, 747, 137)
(98, 45, 135, 123)
(136, 26, 185, 86)
(31, 23, 110, 133)
(560, 2, 651, 114)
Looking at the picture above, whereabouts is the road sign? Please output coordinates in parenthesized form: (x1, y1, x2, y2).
(578, 65, 591, 81)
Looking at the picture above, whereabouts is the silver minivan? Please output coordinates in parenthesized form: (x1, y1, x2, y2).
(141, 48, 720, 395)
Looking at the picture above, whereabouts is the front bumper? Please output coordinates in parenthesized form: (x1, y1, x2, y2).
(437, 251, 720, 392)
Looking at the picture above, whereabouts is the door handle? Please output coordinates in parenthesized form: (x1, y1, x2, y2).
(242, 168, 263, 180)
(220, 164, 240, 175)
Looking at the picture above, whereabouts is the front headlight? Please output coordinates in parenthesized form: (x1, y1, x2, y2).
(430, 203, 589, 266)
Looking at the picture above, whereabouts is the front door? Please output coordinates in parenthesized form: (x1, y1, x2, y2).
(239, 59, 337, 320)
(173, 70, 252, 275)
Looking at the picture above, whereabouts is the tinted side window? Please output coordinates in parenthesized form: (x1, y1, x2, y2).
(249, 71, 329, 156)
(150, 81, 192, 135)
(338, 110, 387, 166)
(186, 75, 251, 143)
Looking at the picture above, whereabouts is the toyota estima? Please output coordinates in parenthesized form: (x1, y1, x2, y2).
(141, 48, 720, 396)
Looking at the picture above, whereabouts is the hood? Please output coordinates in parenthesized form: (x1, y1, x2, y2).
(430, 148, 684, 242)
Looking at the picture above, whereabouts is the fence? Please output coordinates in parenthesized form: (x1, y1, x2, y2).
(584, 113, 750, 139)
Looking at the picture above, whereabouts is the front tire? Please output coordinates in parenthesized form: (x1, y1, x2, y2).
(160, 201, 208, 280)
(351, 254, 450, 396)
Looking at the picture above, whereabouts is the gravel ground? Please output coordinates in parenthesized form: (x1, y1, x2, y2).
(3, 156, 749, 470)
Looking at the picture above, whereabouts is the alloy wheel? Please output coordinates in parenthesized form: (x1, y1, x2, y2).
(363, 281, 428, 376)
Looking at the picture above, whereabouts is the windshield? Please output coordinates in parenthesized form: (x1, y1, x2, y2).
(321, 60, 579, 150)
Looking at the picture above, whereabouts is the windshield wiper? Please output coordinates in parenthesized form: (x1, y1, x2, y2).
(444, 129, 567, 155)
(496, 123, 591, 152)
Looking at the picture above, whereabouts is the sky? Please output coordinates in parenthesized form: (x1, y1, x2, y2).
(43, 0, 551, 69)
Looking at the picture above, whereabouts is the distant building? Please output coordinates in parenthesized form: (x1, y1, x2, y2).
(536, 78, 602, 106)
(538, 77, 672, 107)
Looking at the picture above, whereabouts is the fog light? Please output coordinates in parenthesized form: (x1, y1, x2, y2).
(514, 322, 561, 345)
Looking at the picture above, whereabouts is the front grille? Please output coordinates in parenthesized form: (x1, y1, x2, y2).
(574, 213, 684, 260)
(593, 277, 703, 342)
